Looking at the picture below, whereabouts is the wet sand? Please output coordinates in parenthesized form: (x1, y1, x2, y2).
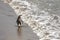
(0, 1, 39, 40)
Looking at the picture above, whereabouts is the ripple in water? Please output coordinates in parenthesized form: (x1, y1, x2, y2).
(3, 0, 60, 40)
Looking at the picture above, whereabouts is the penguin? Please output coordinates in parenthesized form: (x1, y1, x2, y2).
(16, 15, 22, 27)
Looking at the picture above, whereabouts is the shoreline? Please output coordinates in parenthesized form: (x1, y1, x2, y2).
(2, 0, 60, 40)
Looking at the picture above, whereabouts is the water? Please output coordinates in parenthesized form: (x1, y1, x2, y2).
(2, 0, 60, 40)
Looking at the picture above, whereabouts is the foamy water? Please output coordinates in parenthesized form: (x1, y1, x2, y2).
(2, 0, 60, 40)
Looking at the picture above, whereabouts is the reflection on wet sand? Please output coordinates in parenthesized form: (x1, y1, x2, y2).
(17, 26, 22, 40)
